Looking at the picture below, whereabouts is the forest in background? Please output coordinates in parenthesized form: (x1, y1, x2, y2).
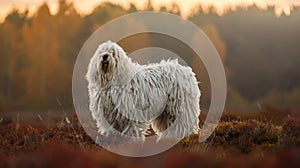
(1, 0, 300, 111)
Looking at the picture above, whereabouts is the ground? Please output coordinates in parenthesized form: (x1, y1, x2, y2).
(0, 109, 300, 168)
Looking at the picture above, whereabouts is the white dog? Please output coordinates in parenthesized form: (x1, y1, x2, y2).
(86, 41, 201, 141)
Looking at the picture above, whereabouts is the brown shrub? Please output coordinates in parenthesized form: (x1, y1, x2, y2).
(282, 119, 300, 147)
(206, 120, 281, 153)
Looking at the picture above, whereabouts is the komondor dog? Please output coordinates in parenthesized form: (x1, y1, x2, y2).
(86, 41, 201, 141)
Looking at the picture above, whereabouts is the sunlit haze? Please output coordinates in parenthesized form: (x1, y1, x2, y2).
(1, 0, 300, 22)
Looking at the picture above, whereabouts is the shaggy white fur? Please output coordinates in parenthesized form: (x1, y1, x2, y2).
(86, 41, 201, 140)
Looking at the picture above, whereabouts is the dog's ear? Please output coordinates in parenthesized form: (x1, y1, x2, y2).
(86, 56, 99, 84)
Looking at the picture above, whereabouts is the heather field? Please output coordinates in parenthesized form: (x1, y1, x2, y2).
(1, 109, 300, 168)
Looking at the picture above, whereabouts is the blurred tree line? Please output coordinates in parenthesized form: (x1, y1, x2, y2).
(189, 5, 300, 108)
(0, 0, 181, 111)
(0, 0, 300, 111)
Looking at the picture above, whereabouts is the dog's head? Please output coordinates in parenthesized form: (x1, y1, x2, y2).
(86, 41, 129, 86)
(96, 41, 118, 73)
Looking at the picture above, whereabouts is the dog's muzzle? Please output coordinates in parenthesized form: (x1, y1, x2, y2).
(101, 54, 109, 72)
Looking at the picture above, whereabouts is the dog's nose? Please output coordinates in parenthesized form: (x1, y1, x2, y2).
(102, 54, 109, 61)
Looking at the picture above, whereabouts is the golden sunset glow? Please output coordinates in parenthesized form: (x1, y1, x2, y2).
(1, 0, 300, 22)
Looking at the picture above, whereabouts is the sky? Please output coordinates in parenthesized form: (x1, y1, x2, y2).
(1, 0, 300, 22)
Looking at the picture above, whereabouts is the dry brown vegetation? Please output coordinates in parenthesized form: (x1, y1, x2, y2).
(1, 111, 300, 168)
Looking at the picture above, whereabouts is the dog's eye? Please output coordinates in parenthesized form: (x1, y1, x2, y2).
(110, 49, 115, 57)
